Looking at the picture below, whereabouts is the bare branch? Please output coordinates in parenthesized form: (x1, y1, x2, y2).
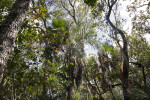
(60, 0, 77, 23)
(68, 0, 77, 23)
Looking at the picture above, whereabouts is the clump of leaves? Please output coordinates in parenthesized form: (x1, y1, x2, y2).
(52, 19, 68, 31)
(92, 3, 104, 18)
(84, 0, 98, 7)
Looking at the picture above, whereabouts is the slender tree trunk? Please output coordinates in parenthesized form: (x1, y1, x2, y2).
(142, 66, 146, 86)
(0, 0, 31, 83)
(42, 81, 47, 100)
(120, 50, 130, 100)
(106, 0, 130, 100)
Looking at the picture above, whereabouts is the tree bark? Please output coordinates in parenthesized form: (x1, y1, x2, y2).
(106, 0, 130, 100)
(67, 83, 75, 100)
(0, 0, 31, 83)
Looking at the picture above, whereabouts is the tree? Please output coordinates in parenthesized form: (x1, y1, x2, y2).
(105, 1, 130, 100)
(1, 0, 150, 99)
(84, 0, 130, 99)
(0, 0, 31, 83)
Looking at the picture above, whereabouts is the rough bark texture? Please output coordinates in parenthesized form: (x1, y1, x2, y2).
(0, 0, 31, 83)
(67, 58, 75, 100)
(106, 0, 130, 100)
(67, 83, 75, 100)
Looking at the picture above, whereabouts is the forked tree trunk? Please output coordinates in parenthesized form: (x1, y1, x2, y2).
(0, 0, 31, 83)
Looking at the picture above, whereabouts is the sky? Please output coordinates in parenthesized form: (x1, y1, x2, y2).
(84, 0, 131, 56)
(84, 0, 150, 57)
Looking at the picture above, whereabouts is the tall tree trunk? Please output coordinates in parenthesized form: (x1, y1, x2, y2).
(106, 0, 130, 100)
(0, 0, 31, 83)
(67, 83, 75, 100)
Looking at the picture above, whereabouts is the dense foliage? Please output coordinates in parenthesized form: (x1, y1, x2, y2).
(0, 0, 150, 100)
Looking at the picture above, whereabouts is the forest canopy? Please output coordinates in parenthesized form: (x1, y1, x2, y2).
(0, 0, 150, 100)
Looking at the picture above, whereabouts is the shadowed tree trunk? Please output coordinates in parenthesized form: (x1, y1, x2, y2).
(0, 0, 31, 83)
(67, 82, 75, 100)
(106, 0, 130, 100)
(66, 51, 75, 100)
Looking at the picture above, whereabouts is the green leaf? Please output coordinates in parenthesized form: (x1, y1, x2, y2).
(70, 62, 74, 65)
(84, 0, 98, 7)
(36, 23, 39, 26)
(66, 65, 69, 69)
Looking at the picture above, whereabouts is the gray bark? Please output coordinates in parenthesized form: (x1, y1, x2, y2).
(0, 0, 31, 83)
(106, 0, 130, 100)
(67, 83, 75, 100)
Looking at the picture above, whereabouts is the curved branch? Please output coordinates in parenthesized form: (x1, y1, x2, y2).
(106, 0, 127, 52)
(105, 0, 130, 99)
